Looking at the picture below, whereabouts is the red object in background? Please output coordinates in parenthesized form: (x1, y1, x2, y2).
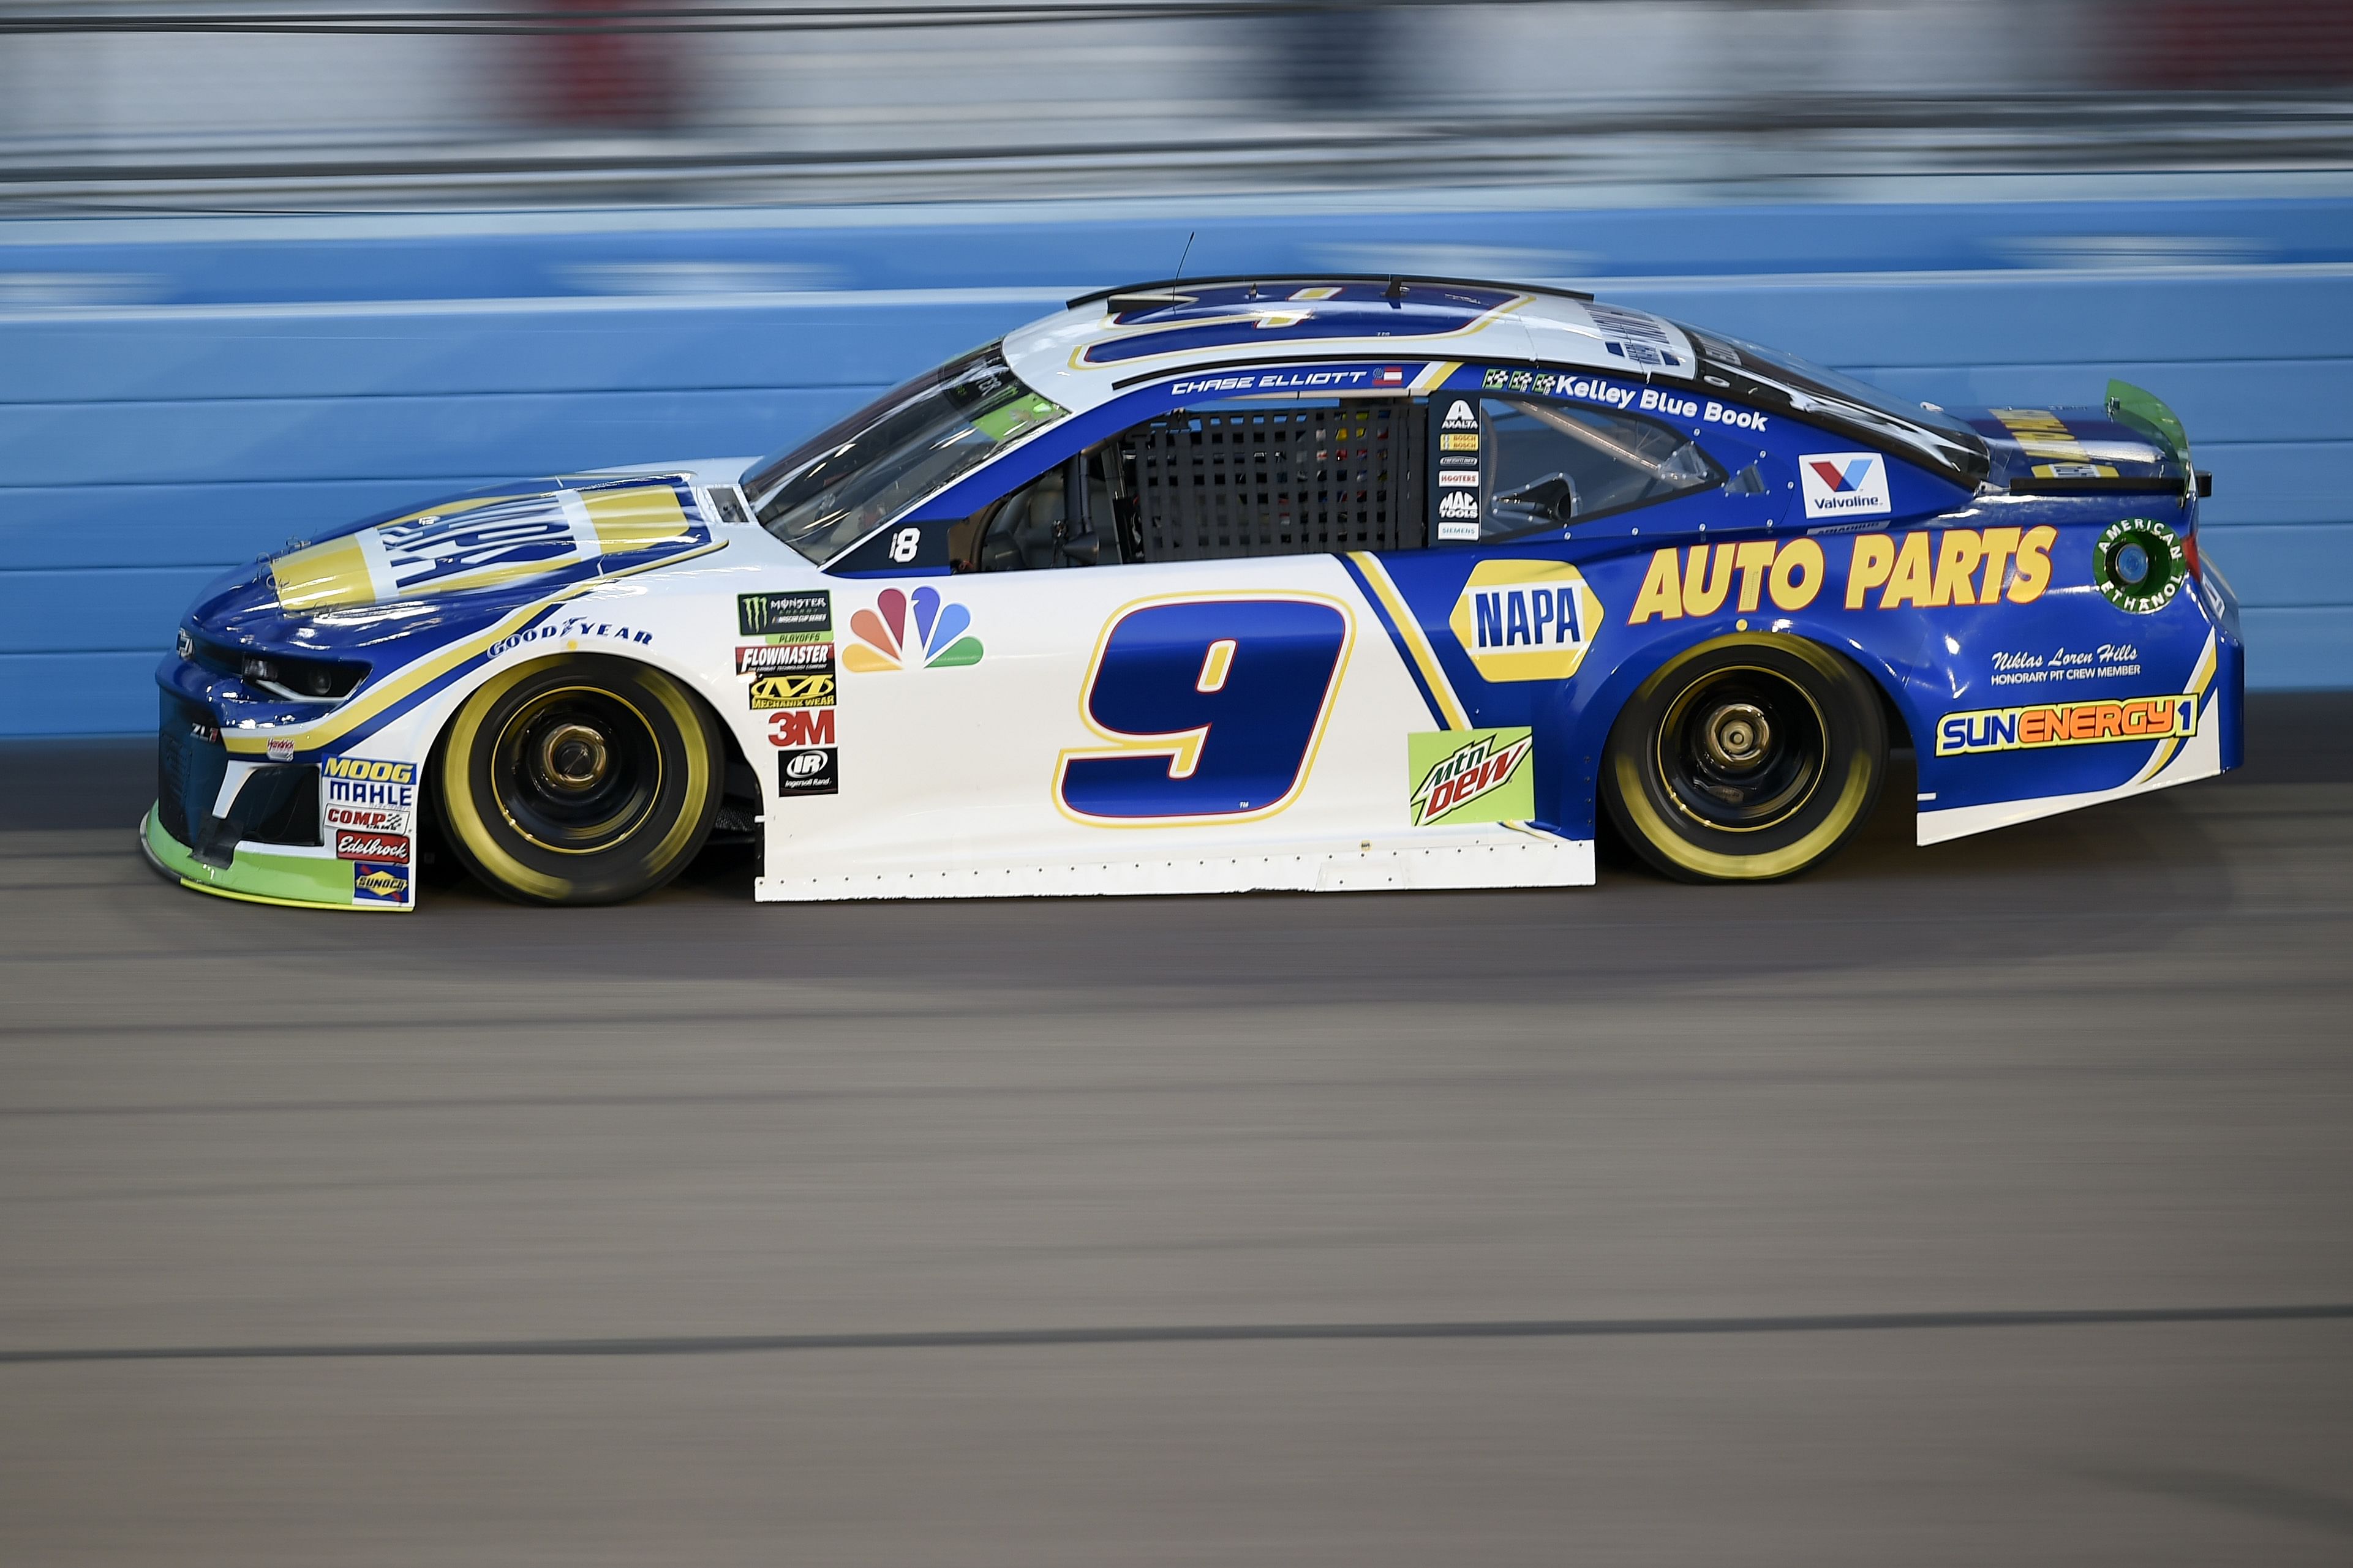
(530, 0, 682, 129)
(2124, 1, 2353, 89)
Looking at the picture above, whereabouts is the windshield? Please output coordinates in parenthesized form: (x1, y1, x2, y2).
(1678, 323, 1987, 482)
(746, 342, 1066, 563)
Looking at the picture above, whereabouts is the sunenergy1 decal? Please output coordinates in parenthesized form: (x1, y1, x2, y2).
(1056, 596, 1353, 825)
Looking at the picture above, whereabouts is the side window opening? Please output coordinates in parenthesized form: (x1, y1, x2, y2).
(954, 448, 1121, 572)
(1118, 399, 1422, 563)
(1433, 389, 1722, 543)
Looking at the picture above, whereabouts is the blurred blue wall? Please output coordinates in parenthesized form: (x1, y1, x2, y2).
(3, 197, 2348, 735)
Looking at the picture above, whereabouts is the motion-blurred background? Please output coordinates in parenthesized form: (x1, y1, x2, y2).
(4, 1, 2353, 736)
(4, 0, 2353, 208)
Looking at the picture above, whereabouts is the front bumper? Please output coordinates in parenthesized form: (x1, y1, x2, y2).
(141, 805, 406, 910)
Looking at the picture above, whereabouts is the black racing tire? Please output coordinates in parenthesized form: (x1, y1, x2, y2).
(435, 654, 722, 906)
(1602, 634, 1886, 884)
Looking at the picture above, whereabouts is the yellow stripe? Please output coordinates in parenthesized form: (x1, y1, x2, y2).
(227, 539, 726, 756)
(585, 486, 693, 552)
(177, 879, 385, 911)
(1412, 361, 1461, 394)
(269, 536, 372, 613)
(1349, 551, 1469, 730)
(2131, 631, 2218, 784)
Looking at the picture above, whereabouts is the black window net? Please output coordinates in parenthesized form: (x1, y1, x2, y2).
(1116, 403, 1421, 563)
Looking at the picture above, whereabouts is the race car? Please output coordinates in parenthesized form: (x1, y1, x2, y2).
(145, 275, 2242, 909)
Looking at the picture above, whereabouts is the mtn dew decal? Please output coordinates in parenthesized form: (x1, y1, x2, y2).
(271, 479, 709, 612)
(1448, 559, 1603, 683)
(1409, 728, 1534, 827)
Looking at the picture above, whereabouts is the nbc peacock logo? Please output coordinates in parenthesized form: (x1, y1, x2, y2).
(843, 586, 984, 673)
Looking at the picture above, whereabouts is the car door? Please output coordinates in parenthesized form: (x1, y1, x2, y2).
(779, 386, 1472, 895)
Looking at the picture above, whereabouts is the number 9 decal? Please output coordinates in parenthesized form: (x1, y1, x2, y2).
(1057, 596, 1353, 823)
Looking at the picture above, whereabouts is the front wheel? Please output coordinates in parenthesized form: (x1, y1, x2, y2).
(1602, 634, 1886, 883)
(436, 654, 722, 906)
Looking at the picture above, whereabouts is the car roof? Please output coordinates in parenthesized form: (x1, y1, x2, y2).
(1002, 277, 1699, 414)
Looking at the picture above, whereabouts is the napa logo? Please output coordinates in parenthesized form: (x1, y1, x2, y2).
(1798, 451, 1892, 520)
(843, 586, 984, 673)
(1447, 559, 1603, 683)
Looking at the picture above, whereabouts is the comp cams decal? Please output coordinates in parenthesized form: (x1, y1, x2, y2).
(1409, 728, 1534, 827)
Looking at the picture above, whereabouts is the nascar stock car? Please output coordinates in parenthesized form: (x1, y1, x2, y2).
(145, 276, 2242, 910)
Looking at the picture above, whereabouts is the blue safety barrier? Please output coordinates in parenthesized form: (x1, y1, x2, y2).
(2, 196, 2348, 735)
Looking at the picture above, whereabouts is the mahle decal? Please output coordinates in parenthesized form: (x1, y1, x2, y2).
(1409, 728, 1535, 827)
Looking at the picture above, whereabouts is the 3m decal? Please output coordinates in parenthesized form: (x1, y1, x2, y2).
(321, 756, 418, 811)
(736, 642, 835, 675)
(352, 860, 410, 905)
(1448, 560, 1603, 682)
(335, 830, 412, 861)
(776, 747, 839, 795)
(750, 673, 836, 711)
(1798, 452, 1891, 520)
(767, 709, 837, 748)
(1626, 528, 2055, 623)
(1408, 728, 1535, 827)
(2093, 518, 2187, 615)
(1057, 596, 1352, 824)
(1935, 694, 2197, 757)
(738, 589, 832, 641)
(845, 586, 983, 672)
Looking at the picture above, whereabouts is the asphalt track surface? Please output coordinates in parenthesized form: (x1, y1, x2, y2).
(5, 697, 2353, 1565)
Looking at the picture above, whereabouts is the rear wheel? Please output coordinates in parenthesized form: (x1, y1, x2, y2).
(436, 654, 721, 906)
(1602, 634, 1886, 883)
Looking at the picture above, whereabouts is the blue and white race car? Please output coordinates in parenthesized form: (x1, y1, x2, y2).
(146, 276, 2242, 909)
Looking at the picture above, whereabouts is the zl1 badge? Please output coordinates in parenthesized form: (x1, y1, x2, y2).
(1409, 728, 1535, 827)
(749, 672, 836, 710)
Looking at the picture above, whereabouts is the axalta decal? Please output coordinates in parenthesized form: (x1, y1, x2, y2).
(1935, 694, 2198, 757)
(1449, 560, 1603, 682)
(271, 482, 706, 612)
(1628, 527, 2056, 623)
(1408, 728, 1534, 827)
